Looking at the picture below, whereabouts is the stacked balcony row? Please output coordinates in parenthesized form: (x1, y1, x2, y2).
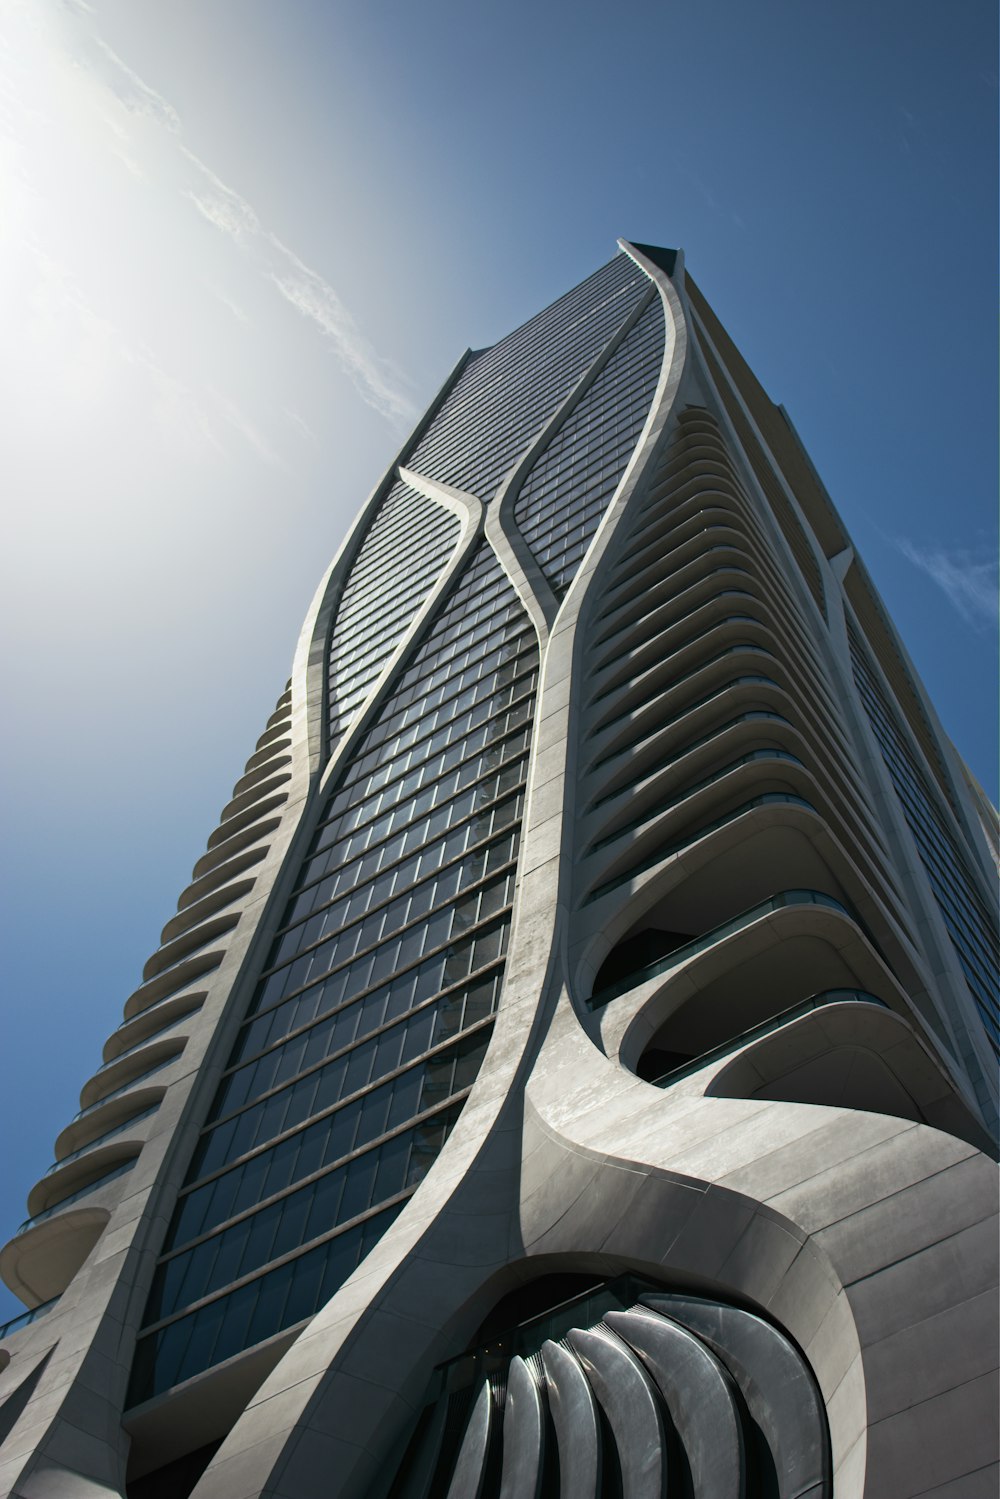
(0, 684, 297, 1313)
(569, 408, 974, 1132)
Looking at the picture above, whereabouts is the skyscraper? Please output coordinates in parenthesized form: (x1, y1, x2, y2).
(0, 241, 996, 1499)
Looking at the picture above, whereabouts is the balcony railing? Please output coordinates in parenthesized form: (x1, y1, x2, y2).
(45, 1105, 160, 1176)
(0, 1295, 60, 1342)
(18, 1160, 137, 1236)
(647, 988, 890, 1088)
(587, 889, 851, 1009)
(585, 793, 816, 906)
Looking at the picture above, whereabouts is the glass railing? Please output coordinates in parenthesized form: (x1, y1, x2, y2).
(590, 613, 762, 706)
(590, 709, 791, 811)
(597, 542, 742, 628)
(136, 930, 226, 990)
(587, 888, 851, 1009)
(592, 644, 775, 739)
(71, 1055, 178, 1123)
(96, 1014, 189, 1074)
(591, 675, 782, 775)
(589, 750, 804, 853)
(18, 1161, 137, 1235)
(585, 793, 816, 906)
(115, 988, 205, 1036)
(595, 566, 755, 657)
(44, 1105, 160, 1176)
(0, 1295, 60, 1342)
(647, 989, 890, 1088)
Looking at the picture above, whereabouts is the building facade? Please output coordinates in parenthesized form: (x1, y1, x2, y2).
(0, 242, 997, 1499)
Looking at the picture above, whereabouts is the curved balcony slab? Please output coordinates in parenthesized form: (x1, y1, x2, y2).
(217, 772, 292, 830)
(600, 897, 906, 1069)
(243, 737, 291, 776)
(50, 1103, 159, 1171)
(205, 794, 288, 853)
(177, 845, 268, 914)
(79, 1036, 187, 1112)
(191, 817, 281, 883)
(104, 991, 206, 1064)
(161, 878, 256, 946)
(142, 912, 242, 983)
(123, 950, 225, 1020)
(231, 755, 292, 802)
(706, 1001, 994, 1152)
(55, 1086, 167, 1161)
(28, 1141, 143, 1219)
(253, 720, 291, 754)
(0, 1208, 109, 1306)
(581, 765, 812, 898)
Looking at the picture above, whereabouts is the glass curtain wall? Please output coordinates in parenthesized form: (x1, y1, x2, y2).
(129, 546, 538, 1401)
(848, 624, 999, 1054)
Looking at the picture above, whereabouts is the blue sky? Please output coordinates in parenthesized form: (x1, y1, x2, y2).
(0, 0, 996, 1320)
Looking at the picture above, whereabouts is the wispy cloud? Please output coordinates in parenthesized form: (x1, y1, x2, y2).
(210, 389, 282, 466)
(896, 538, 999, 629)
(93, 37, 182, 133)
(267, 236, 417, 425)
(283, 407, 318, 443)
(213, 288, 250, 325)
(76, 32, 416, 425)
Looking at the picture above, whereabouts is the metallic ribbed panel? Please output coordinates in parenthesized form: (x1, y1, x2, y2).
(391, 1288, 828, 1499)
